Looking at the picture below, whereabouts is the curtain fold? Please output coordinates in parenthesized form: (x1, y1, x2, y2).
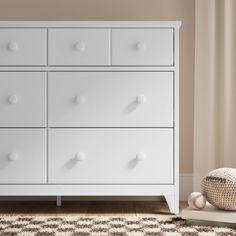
(194, 0, 236, 190)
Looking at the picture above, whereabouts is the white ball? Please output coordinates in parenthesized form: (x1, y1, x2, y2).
(188, 192, 206, 210)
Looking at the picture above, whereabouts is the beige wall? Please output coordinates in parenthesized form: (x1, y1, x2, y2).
(0, 0, 195, 173)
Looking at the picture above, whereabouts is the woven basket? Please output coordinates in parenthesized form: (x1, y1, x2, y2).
(201, 168, 236, 210)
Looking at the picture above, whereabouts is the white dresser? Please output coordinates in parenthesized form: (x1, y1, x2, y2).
(0, 21, 181, 214)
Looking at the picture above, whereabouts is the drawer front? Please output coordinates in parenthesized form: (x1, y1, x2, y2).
(112, 29, 173, 66)
(0, 129, 46, 184)
(0, 72, 46, 127)
(49, 29, 110, 65)
(0, 29, 46, 66)
(48, 72, 173, 127)
(48, 129, 173, 184)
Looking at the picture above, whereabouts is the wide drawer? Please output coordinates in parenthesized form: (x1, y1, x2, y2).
(48, 72, 173, 127)
(0, 129, 46, 184)
(112, 29, 174, 66)
(0, 72, 46, 127)
(48, 129, 173, 184)
(0, 29, 46, 66)
(48, 29, 110, 65)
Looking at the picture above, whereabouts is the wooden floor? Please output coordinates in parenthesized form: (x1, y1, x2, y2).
(0, 201, 187, 218)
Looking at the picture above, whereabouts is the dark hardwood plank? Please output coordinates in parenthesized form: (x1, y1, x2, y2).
(0, 201, 187, 216)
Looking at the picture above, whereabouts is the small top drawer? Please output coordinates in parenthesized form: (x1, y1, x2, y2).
(49, 29, 110, 65)
(0, 29, 46, 66)
(112, 29, 174, 66)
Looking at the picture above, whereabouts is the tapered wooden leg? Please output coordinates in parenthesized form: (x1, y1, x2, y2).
(164, 195, 179, 214)
(56, 196, 62, 207)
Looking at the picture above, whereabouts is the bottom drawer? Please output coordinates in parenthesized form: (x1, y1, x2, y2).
(48, 129, 173, 184)
(0, 129, 46, 184)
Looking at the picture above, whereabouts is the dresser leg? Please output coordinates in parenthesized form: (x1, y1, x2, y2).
(164, 195, 179, 214)
(56, 196, 62, 207)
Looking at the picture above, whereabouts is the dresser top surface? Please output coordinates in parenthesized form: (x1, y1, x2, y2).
(0, 21, 181, 28)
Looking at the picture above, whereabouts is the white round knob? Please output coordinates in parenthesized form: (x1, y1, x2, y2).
(74, 95, 86, 105)
(136, 152, 146, 161)
(75, 152, 86, 162)
(136, 94, 146, 104)
(74, 42, 86, 52)
(135, 42, 146, 51)
(7, 42, 19, 51)
(8, 95, 19, 105)
(8, 152, 19, 161)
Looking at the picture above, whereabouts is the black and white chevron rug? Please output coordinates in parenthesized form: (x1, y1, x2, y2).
(0, 215, 235, 236)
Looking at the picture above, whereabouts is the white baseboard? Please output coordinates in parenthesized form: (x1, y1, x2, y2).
(0, 174, 193, 202)
(179, 173, 193, 201)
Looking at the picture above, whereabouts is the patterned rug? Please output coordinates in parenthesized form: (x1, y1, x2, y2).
(0, 215, 235, 236)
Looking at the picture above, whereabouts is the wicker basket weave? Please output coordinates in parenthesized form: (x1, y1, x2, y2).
(201, 168, 236, 210)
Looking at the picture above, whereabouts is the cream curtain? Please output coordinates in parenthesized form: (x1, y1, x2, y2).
(194, 0, 236, 190)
